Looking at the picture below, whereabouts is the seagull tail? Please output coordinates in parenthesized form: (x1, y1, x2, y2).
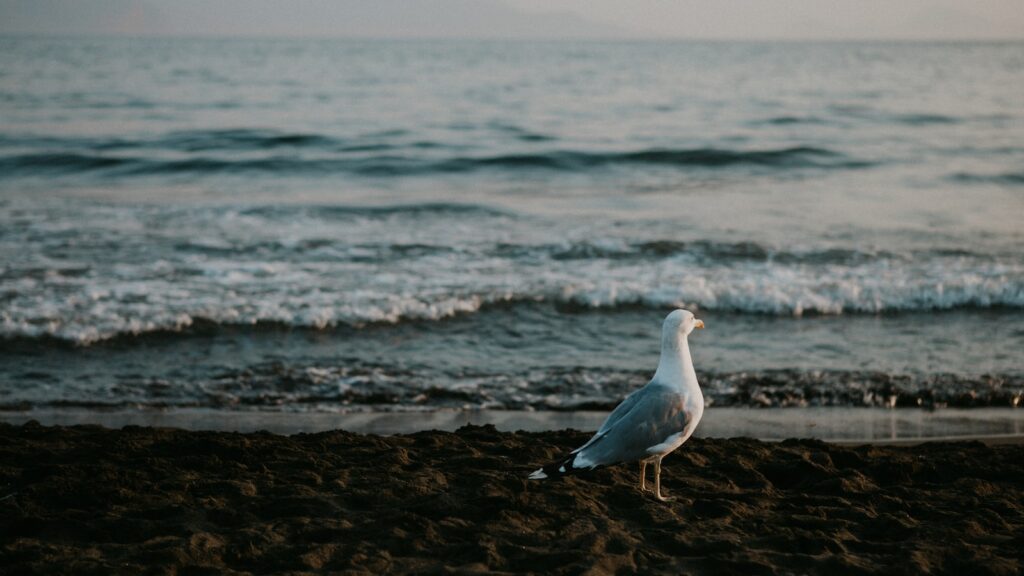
(528, 450, 589, 480)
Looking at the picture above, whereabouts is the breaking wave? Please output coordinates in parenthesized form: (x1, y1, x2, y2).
(3, 272, 1022, 345)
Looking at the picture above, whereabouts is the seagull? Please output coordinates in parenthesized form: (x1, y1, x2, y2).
(529, 309, 705, 502)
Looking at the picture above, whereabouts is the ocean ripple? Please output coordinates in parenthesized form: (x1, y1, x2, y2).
(0, 145, 871, 178)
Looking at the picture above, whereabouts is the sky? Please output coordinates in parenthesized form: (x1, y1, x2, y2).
(1, 0, 1022, 40)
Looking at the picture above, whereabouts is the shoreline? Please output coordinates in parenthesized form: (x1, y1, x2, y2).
(2, 406, 1023, 443)
(2, 422, 1022, 574)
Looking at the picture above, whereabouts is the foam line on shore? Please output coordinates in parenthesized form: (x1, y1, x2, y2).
(3, 407, 1024, 443)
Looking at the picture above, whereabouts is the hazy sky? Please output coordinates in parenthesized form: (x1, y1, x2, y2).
(2, 0, 1022, 40)
(518, 0, 1024, 40)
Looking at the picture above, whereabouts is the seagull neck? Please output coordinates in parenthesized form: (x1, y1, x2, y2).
(653, 331, 698, 389)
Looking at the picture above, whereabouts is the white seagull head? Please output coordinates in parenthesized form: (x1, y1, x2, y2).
(663, 308, 705, 337)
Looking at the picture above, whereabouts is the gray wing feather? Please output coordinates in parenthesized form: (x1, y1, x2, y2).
(571, 385, 645, 454)
(597, 386, 644, 435)
(573, 386, 691, 467)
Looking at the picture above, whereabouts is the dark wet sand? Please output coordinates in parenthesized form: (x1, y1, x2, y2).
(2, 422, 1023, 575)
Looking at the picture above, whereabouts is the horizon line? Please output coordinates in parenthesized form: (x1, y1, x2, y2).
(2, 32, 1022, 43)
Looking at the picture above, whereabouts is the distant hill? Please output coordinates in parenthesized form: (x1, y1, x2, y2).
(0, 0, 631, 38)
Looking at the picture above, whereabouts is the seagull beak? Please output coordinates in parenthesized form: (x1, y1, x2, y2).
(694, 319, 705, 329)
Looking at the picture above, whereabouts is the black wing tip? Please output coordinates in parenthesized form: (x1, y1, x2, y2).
(528, 452, 588, 480)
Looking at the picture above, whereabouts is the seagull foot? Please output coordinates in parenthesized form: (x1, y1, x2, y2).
(654, 493, 675, 503)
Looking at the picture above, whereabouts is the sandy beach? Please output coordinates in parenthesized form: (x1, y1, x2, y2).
(2, 421, 1022, 575)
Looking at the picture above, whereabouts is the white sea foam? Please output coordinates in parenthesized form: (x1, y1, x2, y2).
(2, 249, 1022, 343)
(2, 187, 1022, 344)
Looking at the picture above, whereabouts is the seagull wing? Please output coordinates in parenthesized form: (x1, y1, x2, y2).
(571, 387, 692, 469)
(572, 384, 646, 453)
(529, 385, 694, 478)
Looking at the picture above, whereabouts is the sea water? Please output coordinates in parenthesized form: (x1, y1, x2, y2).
(1, 38, 1022, 412)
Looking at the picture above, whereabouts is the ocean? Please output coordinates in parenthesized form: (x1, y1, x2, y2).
(1, 37, 1022, 415)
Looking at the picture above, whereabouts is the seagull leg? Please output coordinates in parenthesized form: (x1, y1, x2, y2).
(653, 456, 674, 502)
(639, 460, 651, 492)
